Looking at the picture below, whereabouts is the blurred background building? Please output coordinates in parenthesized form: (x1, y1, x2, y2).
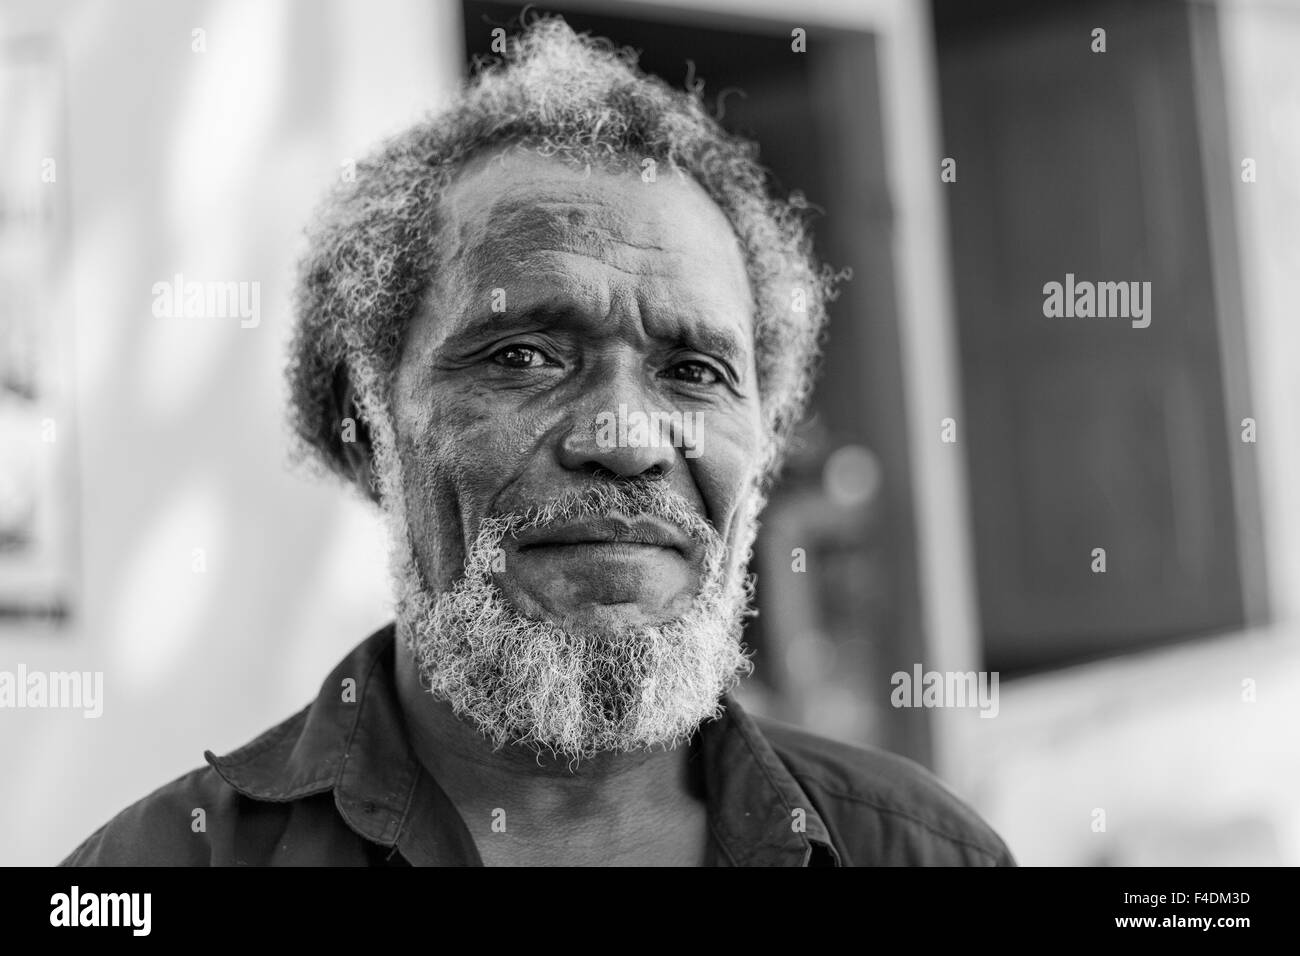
(1, 0, 1297, 866)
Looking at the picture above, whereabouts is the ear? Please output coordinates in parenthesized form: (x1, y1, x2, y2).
(331, 366, 382, 506)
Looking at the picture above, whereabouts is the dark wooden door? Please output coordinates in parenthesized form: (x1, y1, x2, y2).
(936, 0, 1248, 672)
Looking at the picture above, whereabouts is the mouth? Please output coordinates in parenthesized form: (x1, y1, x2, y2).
(495, 513, 704, 616)
(512, 514, 695, 559)
(519, 542, 679, 566)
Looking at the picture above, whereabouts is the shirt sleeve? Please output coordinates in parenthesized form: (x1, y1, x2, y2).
(58, 767, 224, 866)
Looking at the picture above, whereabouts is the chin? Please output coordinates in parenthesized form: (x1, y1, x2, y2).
(495, 570, 701, 629)
(548, 600, 689, 633)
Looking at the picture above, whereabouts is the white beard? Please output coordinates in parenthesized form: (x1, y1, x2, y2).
(364, 393, 760, 761)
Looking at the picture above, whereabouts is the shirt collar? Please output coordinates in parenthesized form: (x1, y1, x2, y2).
(699, 696, 840, 866)
(206, 623, 839, 866)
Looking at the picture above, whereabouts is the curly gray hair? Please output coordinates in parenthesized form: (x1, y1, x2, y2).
(288, 16, 839, 491)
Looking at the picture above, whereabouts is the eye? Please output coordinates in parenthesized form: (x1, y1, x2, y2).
(665, 359, 723, 385)
(490, 344, 552, 369)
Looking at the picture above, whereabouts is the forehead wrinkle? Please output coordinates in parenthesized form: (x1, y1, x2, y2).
(429, 155, 756, 360)
(522, 198, 670, 253)
(456, 207, 675, 289)
(439, 238, 752, 354)
(491, 193, 669, 251)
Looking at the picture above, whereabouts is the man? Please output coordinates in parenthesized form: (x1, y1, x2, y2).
(63, 18, 1013, 867)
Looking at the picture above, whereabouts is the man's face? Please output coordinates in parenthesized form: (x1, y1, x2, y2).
(393, 149, 763, 622)
(380, 147, 765, 755)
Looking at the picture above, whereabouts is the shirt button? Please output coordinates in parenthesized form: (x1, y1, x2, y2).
(363, 801, 378, 814)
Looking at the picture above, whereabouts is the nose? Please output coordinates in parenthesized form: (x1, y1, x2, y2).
(555, 364, 681, 480)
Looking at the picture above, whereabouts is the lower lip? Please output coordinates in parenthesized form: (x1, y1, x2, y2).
(520, 543, 679, 559)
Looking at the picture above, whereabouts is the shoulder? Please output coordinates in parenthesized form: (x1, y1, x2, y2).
(60, 708, 314, 867)
(755, 716, 1016, 866)
(59, 762, 241, 866)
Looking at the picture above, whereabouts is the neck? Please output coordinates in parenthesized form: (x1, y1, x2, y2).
(393, 637, 711, 865)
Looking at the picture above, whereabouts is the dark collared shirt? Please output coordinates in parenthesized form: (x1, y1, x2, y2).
(61, 624, 1015, 866)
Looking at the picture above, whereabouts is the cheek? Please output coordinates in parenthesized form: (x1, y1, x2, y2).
(393, 384, 550, 588)
(688, 408, 764, 539)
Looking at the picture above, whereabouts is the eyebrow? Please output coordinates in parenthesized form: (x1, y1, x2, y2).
(438, 303, 573, 352)
(443, 303, 750, 369)
(677, 325, 747, 368)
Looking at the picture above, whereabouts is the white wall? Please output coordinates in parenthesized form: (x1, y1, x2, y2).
(0, 0, 462, 866)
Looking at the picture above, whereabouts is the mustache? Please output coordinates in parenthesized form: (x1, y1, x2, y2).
(488, 480, 717, 545)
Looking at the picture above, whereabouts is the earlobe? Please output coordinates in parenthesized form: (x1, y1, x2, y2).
(332, 368, 382, 506)
(342, 424, 381, 506)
